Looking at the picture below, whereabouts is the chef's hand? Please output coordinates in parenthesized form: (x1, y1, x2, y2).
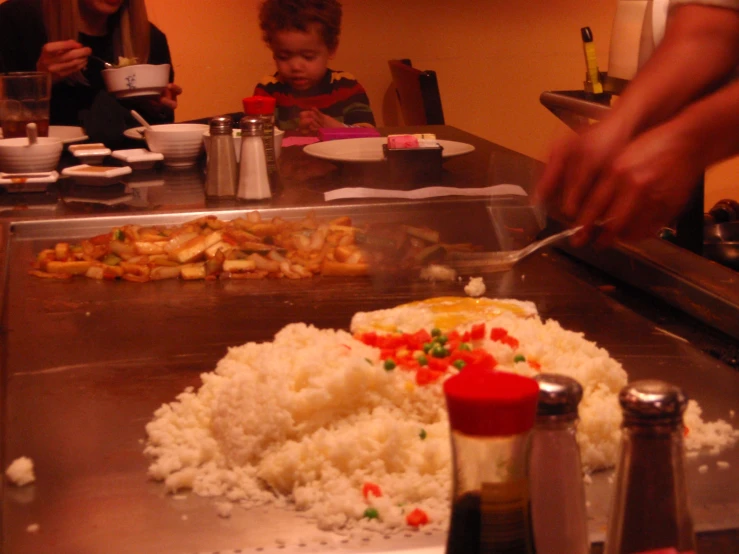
(298, 108, 342, 134)
(535, 117, 700, 247)
(36, 40, 91, 83)
(159, 83, 182, 110)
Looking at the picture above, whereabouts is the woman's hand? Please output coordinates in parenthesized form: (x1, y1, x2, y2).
(298, 108, 342, 134)
(158, 83, 182, 110)
(36, 40, 91, 83)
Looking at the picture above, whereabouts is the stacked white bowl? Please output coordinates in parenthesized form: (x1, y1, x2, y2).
(0, 137, 63, 173)
(144, 124, 208, 168)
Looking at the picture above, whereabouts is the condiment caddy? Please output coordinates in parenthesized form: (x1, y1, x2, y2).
(0, 170, 59, 193)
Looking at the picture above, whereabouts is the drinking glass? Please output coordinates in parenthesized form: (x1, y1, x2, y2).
(0, 72, 51, 138)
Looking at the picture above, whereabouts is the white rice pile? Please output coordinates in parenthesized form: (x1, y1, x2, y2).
(144, 306, 738, 533)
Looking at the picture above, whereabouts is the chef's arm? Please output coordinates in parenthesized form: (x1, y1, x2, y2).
(610, 4, 739, 137)
(672, 75, 739, 168)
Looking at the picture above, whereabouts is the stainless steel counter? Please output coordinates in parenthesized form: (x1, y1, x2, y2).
(1, 127, 737, 554)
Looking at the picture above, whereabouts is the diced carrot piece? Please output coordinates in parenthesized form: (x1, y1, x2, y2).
(406, 508, 429, 527)
(470, 323, 486, 340)
(362, 482, 382, 500)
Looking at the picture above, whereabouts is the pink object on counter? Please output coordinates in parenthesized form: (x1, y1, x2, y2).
(318, 127, 381, 141)
(387, 134, 419, 149)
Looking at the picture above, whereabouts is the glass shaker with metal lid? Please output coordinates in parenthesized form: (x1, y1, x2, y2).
(237, 116, 271, 201)
(444, 362, 539, 554)
(530, 374, 589, 554)
(604, 380, 696, 554)
(205, 115, 237, 199)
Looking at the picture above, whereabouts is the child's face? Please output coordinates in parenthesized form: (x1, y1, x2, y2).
(270, 25, 334, 91)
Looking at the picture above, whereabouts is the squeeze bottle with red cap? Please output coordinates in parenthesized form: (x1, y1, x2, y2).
(243, 96, 277, 178)
(444, 362, 539, 554)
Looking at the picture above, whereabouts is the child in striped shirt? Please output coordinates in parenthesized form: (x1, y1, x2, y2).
(254, 0, 376, 133)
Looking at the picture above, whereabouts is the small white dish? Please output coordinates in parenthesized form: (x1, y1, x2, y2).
(0, 136, 64, 173)
(0, 171, 59, 193)
(111, 148, 164, 170)
(102, 64, 170, 98)
(69, 143, 111, 165)
(144, 123, 207, 168)
(50, 126, 88, 144)
(61, 164, 132, 186)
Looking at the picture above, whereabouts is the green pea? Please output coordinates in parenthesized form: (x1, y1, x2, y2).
(419, 429, 427, 440)
(431, 328, 441, 337)
(364, 507, 379, 520)
(514, 354, 526, 363)
(384, 359, 396, 371)
(431, 347, 448, 359)
(458, 343, 472, 351)
(423, 342, 433, 354)
(435, 335, 448, 345)
(417, 355, 428, 366)
(453, 359, 466, 370)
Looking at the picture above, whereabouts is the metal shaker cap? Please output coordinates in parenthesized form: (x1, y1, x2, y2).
(239, 116, 264, 137)
(209, 116, 233, 136)
(534, 374, 583, 420)
(619, 380, 687, 425)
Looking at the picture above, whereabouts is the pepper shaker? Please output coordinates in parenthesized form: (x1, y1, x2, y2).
(237, 116, 271, 201)
(604, 380, 696, 554)
(205, 116, 237, 199)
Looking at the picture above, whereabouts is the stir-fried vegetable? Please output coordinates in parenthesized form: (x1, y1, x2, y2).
(29, 211, 480, 283)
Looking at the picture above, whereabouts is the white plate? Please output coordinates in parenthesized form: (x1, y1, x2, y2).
(303, 137, 475, 163)
(111, 148, 163, 170)
(0, 171, 59, 193)
(50, 126, 88, 144)
(69, 143, 111, 165)
(123, 126, 147, 141)
(61, 164, 132, 186)
(0, 125, 88, 144)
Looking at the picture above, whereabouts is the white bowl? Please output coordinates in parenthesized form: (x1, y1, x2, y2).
(203, 127, 284, 163)
(0, 137, 63, 173)
(101, 64, 170, 98)
(144, 124, 207, 168)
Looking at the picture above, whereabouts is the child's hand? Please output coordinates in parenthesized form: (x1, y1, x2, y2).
(298, 108, 344, 134)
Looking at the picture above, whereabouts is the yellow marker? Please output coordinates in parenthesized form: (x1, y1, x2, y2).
(581, 27, 604, 94)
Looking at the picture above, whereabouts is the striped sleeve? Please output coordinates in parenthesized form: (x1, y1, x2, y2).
(330, 72, 376, 127)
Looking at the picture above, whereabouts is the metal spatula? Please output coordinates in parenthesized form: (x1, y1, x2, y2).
(450, 225, 583, 271)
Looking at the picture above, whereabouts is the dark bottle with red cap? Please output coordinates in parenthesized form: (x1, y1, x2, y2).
(444, 362, 540, 554)
(242, 96, 278, 179)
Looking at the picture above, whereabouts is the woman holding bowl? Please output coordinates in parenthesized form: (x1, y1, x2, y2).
(0, 0, 182, 144)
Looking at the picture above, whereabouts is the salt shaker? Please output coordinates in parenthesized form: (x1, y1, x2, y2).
(530, 374, 589, 554)
(237, 116, 271, 201)
(205, 116, 237, 199)
(604, 380, 696, 554)
(444, 361, 539, 554)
